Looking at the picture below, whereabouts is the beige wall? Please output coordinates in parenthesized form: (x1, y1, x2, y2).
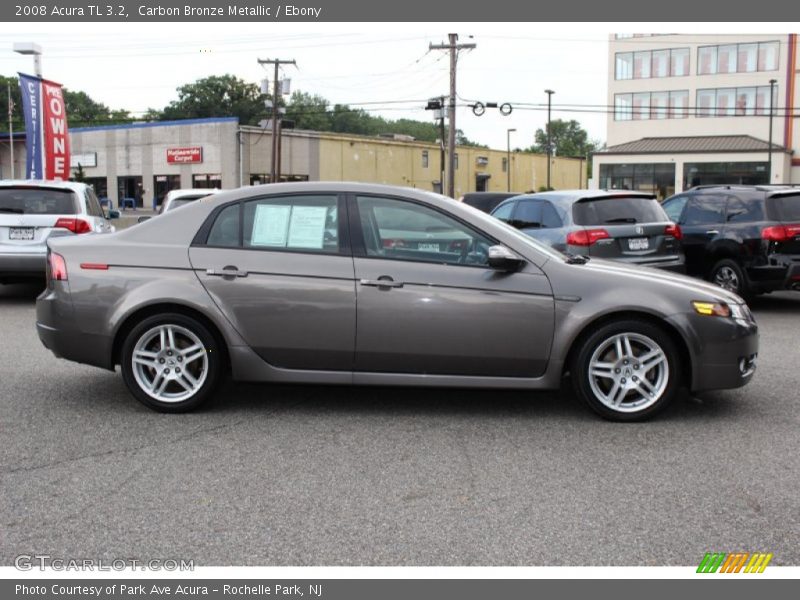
(312, 133, 584, 194)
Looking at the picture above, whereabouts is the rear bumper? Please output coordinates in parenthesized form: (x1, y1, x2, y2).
(746, 256, 800, 291)
(0, 250, 46, 279)
(36, 285, 114, 370)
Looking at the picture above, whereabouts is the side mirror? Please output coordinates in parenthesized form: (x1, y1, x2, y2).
(487, 245, 524, 272)
(137, 216, 152, 224)
(108, 209, 120, 220)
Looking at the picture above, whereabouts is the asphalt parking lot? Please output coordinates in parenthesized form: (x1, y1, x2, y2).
(0, 282, 798, 566)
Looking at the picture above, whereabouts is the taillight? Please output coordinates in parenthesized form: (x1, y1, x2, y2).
(664, 223, 682, 239)
(54, 217, 92, 234)
(566, 228, 610, 246)
(382, 238, 406, 249)
(48, 251, 68, 281)
(761, 224, 800, 241)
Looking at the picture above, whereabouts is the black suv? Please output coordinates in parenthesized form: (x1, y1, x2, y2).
(661, 185, 800, 298)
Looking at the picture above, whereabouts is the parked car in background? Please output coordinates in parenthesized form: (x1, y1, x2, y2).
(458, 192, 522, 214)
(160, 188, 222, 213)
(0, 180, 117, 285)
(490, 190, 685, 271)
(37, 182, 757, 421)
(661, 185, 800, 299)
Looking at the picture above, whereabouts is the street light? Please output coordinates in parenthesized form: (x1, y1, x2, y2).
(13, 42, 42, 77)
(506, 128, 516, 192)
(545, 89, 555, 190)
(768, 78, 777, 184)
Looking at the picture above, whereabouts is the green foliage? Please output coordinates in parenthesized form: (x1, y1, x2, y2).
(72, 163, 86, 182)
(528, 119, 601, 158)
(151, 74, 268, 125)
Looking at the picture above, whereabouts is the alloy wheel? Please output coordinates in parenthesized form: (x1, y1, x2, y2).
(713, 266, 740, 293)
(131, 324, 209, 402)
(587, 332, 669, 413)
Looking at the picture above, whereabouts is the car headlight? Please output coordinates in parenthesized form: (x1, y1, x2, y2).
(691, 301, 751, 321)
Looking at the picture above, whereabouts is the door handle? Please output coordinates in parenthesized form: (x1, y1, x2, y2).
(360, 278, 404, 289)
(705, 230, 720, 235)
(207, 267, 248, 278)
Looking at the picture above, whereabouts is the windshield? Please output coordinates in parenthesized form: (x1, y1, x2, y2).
(573, 196, 666, 225)
(0, 187, 77, 215)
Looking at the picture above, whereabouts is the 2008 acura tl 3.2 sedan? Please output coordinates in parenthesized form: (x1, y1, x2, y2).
(36, 183, 758, 421)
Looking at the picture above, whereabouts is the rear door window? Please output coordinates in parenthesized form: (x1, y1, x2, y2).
(0, 187, 77, 215)
(725, 196, 764, 223)
(541, 201, 563, 228)
(682, 195, 726, 226)
(243, 195, 340, 254)
(572, 196, 665, 225)
(514, 200, 543, 228)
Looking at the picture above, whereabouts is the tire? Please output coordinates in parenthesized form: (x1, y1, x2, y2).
(571, 319, 681, 422)
(120, 313, 222, 412)
(709, 258, 750, 300)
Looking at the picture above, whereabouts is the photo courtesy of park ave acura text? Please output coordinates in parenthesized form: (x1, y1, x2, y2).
(0, 15, 798, 582)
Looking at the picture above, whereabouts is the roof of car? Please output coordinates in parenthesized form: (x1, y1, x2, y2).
(684, 184, 800, 197)
(497, 189, 655, 207)
(0, 179, 89, 193)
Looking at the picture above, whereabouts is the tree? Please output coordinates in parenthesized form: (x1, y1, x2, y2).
(528, 119, 600, 158)
(154, 74, 268, 125)
(285, 91, 331, 131)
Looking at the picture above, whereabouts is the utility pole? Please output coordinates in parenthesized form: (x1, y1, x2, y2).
(7, 82, 14, 179)
(258, 58, 296, 183)
(768, 78, 777, 184)
(430, 34, 475, 198)
(545, 89, 555, 190)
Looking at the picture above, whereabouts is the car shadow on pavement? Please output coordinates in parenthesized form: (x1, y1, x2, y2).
(748, 291, 800, 314)
(0, 282, 45, 303)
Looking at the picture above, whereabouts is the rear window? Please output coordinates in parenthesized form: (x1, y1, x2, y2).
(0, 187, 77, 215)
(168, 196, 208, 211)
(572, 196, 666, 226)
(770, 194, 800, 222)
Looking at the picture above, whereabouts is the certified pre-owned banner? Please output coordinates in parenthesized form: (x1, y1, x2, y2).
(17, 72, 71, 181)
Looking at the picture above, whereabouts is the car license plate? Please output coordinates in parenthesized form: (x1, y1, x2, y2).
(9, 227, 35, 241)
(418, 243, 440, 252)
(628, 237, 649, 251)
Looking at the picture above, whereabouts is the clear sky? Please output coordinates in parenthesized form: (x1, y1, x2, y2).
(0, 23, 791, 151)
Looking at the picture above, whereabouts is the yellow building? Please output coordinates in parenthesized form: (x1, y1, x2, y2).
(247, 128, 586, 196)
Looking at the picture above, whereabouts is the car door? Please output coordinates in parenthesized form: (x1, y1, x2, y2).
(674, 194, 727, 276)
(350, 193, 554, 378)
(189, 193, 356, 371)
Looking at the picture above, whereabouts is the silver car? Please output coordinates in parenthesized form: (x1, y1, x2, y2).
(36, 182, 758, 421)
(491, 190, 685, 272)
(0, 180, 116, 285)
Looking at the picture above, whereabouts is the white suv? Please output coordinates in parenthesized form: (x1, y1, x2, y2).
(0, 180, 116, 285)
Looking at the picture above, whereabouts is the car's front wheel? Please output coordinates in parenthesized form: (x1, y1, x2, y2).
(571, 319, 681, 421)
(120, 313, 221, 412)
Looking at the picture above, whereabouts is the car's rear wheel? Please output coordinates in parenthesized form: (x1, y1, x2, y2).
(121, 313, 221, 412)
(571, 319, 681, 421)
(709, 259, 750, 300)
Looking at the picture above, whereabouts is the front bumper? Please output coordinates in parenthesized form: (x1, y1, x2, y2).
(667, 309, 759, 393)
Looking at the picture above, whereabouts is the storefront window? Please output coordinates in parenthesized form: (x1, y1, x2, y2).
(599, 163, 675, 200)
(683, 162, 769, 189)
(193, 174, 222, 189)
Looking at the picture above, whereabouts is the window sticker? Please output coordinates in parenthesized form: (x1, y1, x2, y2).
(287, 206, 329, 249)
(251, 204, 291, 246)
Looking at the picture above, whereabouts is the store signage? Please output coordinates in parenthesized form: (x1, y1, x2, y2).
(167, 146, 203, 164)
(71, 152, 97, 168)
(18, 72, 71, 180)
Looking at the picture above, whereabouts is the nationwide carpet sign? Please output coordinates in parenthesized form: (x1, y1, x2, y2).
(18, 72, 71, 180)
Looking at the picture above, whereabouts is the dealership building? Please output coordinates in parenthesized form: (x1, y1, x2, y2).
(593, 34, 799, 199)
(0, 117, 584, 208)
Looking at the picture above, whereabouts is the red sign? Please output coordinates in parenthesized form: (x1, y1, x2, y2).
(167, 146, 203, 164)
(42, 79, 71, 181)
